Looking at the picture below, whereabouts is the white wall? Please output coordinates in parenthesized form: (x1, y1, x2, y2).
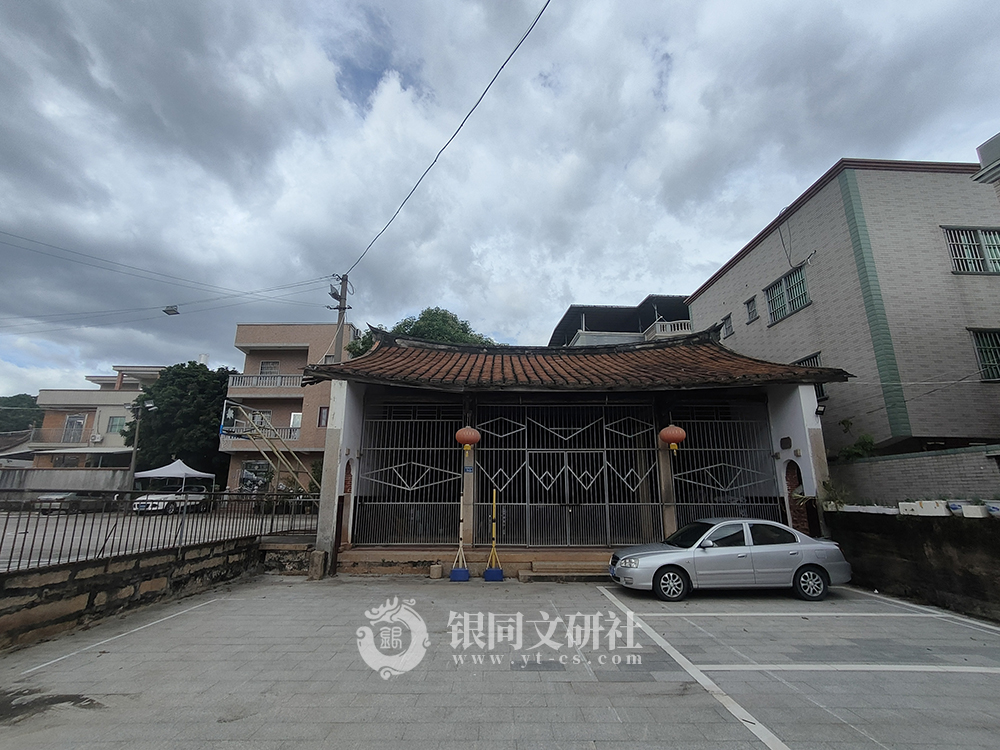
(767, 384, 828, 499)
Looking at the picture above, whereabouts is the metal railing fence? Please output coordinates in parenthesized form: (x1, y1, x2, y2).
(351, 500, 459, 545)
(474, 501, 664, 547)
(0, 491, 318, 573)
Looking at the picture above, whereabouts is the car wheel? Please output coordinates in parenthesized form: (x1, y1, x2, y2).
(69, 503, 81, 514)
(197, 501, 209, 513)
(793, 565, 828, 601)
(653, 566, 690, 602)
(165, 502, 178, 515)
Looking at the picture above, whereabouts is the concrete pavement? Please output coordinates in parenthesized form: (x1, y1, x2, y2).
(1, 574, 999, 749)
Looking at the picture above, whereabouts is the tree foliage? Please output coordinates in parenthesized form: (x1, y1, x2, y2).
(347, 307, 499, 358)
(121, 362, 235, 483)
(0, 394, 42, 433)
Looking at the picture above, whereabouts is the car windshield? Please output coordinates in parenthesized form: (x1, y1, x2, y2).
(663, 522, 714, 549)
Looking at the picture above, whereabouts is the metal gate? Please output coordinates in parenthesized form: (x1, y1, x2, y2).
(352, 403, 463, 545)
(668, 402, 786, 527)
(474, 404, 663, 547)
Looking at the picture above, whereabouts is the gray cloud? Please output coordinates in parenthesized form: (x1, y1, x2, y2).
(1, 0, 998, 393)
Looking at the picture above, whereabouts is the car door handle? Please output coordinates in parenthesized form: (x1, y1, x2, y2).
(788, 551, 799, 555)
(737, 553, 747, 558)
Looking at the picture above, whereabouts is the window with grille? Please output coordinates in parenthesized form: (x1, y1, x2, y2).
(259, 360, 280, 376)
(795, 352, 827, 400)
(721, 314, 734, 338)
(945, 228, 1000, 273)
(764, 267, 809, 323)
(972, 331, 1000, 381)
(745, 296, 758, 323)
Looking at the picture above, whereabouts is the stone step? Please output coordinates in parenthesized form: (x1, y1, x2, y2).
(531, 561, 609, 573)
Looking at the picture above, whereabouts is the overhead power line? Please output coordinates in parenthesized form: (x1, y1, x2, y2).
(343, 0, 551, 276)
(0, 232, 332, 307)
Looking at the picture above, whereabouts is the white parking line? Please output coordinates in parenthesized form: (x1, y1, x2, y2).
(21, 599, 219, 676)
(697, 663, 1000, 674)
(637, 612, 939, 618)
(843, 588, 1000, 637)
(678, 614, 895, 750)
(599, 586, 791, 750)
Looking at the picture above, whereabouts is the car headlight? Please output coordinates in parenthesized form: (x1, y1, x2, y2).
(618, 557, 640, 568)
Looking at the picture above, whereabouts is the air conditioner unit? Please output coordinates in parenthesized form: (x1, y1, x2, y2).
(90, 433, 103, 443)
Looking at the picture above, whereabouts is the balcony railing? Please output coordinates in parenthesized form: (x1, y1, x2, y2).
(228, 374, 303, 389)
(221, 427, 300, 443)
(29, 428, 91, 446)
(643, 319, 693, 340)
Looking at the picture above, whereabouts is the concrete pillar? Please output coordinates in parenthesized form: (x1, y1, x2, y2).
(316, 380, 347, 573)
(461, 447, 475, 546)
(657, 437, 678, 537)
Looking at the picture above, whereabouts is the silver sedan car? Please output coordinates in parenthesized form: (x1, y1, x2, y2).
(609, 518, 851, 602)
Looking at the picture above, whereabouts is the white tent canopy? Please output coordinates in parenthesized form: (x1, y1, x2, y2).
(135, 459, 214, 481)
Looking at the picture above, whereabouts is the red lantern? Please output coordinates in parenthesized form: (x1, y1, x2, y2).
(659, 425, 686, 454)
(455, 427, 481, 449)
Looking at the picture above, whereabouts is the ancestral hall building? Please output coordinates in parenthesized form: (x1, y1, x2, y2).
(304, 329, 848, 563)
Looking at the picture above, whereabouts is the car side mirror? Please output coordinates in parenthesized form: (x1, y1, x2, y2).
(699, 539, 715, 549)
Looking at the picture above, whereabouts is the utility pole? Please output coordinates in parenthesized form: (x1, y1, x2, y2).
(317, 272, 351, 578)
(330, 273, 350, 363)
(126, 403, 142, 491)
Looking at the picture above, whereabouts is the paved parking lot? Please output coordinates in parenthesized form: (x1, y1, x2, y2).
(1, 574, 999, 749)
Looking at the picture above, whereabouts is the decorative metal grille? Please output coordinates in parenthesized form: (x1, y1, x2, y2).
(352, 402, 463, 545)
(474, 404, 662, 547)
(765, 267, 809, 323)
(668, 402, 785, 527)
(972, 330, 1000, 381)
(946, 228, 1000, 273)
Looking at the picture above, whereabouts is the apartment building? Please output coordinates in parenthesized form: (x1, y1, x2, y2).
(0, 365, 166, 493)
(221, 323, 356, 491)
(31, 365, 164, 470)
(687, 157, 1000, 459)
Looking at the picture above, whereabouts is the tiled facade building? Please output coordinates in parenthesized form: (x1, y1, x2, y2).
(221, 323, 356, 491)
(687, 158, 1000, 458)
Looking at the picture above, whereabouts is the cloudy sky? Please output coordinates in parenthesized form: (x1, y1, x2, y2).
(1, 0, 998, 395)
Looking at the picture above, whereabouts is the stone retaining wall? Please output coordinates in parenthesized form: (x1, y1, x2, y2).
(825, 512, 1000, 622)
(0, 536, 261, 650)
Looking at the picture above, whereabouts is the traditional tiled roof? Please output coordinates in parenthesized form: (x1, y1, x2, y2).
(303, 330, 851, 392)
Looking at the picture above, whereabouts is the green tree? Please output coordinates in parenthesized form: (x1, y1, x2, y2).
(0, 394, 42, 433)
(347, 307, 499, 357)
(121, 362, 235, 484)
